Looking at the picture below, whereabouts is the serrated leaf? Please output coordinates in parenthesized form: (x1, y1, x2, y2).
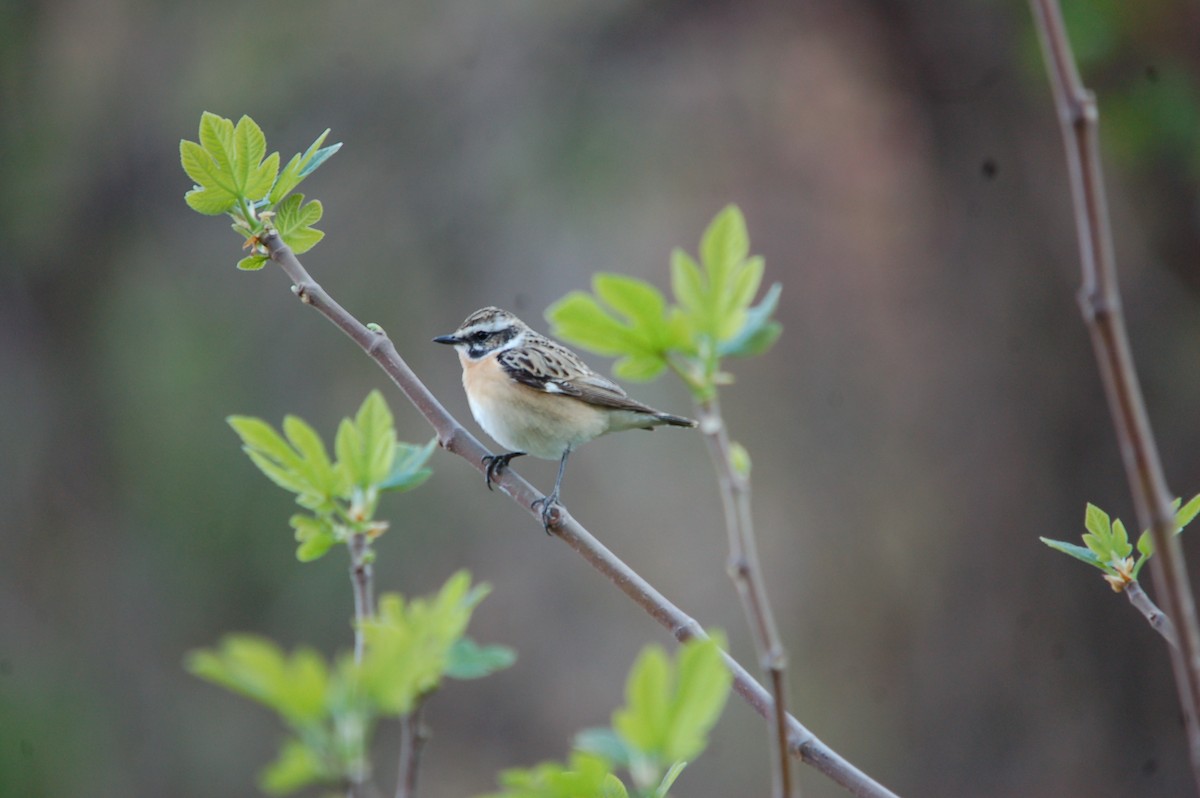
(380, 438, 436, 493)
(246, 151, 281, 203)
(233, 115, 267, 195)
(296, 530, 337, 562)
(613, 646, 671, 754)
(575, 728, 631, 769)
(1111, 518, 1132, 560)
(670, 248, 706, 318)
(662, 637, 731, 762)
(716, 256, 763, 340)
(186, 635, 329, 725)
(273, 194, 325, 255)
(1040, 537, 1105, 568)
(699, 205, 749, 295)
(1084, 503, 1111, 540)
(269, 131, 341, 204)
(593, 274, 667, 334)
(229, 416, 297, 463)
(717, 282, 782, 358)
(355, 390, 396, 486)
(283, 415, 337, 495)
(1177, 494, 1200, 530)
(198, 112, 236, 182)
(359, 572, 490, 715)
(258, 737, 329, 795)
(546, 292, 644, 356)
(445, 638, 517, 679)
(613, 355, 667, 382)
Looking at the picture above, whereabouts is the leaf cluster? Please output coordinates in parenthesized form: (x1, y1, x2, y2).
(1041, 495, 1200, 590)
(546, 206, 781, 399)
(180, 112, 341, 269)
(188, 571, 515, 795)
(228, 390, 435, 561)
(482, 636, 732, 798)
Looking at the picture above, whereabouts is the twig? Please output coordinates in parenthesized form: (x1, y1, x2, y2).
(349, 531, 375, 664)
(395, 701, 428, 798)
(257, 230, 899, 798)
(1029, 0, 1200, 789)
(697, 397, 795, 798)
(1125, 580, 1180, 650)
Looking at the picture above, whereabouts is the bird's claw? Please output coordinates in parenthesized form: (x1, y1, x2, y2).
(482, 451, 524, 491)
(531, 494, 560, 534)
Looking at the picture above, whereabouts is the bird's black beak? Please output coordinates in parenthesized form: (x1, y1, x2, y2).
(432, 334, 460, 345)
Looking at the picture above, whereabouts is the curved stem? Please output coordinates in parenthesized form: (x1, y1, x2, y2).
(1029, 1, 1200, 790)
(697, 396, 794, 798)
(256, 230, 898, 798)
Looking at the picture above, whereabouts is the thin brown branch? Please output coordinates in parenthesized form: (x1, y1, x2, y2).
(697, 397, 795, 798)
(257, 230, 899, 798)
(349, 531, 375, 664)
(1125, 580, 1180, 650)
(1029, 0, 1200, 789)
(395, 701, 428, 798)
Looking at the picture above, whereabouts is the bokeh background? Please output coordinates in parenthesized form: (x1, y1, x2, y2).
(4, 1, 1200, 796)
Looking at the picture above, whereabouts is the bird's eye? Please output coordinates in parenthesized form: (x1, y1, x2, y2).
(471, 330, 489, 342)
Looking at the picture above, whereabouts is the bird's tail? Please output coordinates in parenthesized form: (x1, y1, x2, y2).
(655, 412, 697, 428)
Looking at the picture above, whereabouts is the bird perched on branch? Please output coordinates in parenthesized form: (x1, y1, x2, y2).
(435, 307, 696, 529)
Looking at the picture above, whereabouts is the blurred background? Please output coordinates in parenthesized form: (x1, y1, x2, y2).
(4, 1, 1200, 795)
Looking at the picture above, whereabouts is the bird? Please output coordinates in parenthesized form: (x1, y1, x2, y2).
(434, 307, 696, 529)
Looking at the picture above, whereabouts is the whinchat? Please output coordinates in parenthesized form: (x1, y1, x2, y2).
(435, 307, 696, 528)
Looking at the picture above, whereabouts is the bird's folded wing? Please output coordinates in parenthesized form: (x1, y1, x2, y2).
(497, 344, 660, 414)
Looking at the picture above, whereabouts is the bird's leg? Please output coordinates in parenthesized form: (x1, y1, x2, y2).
(481, 451, 525, 490)
(532, 446, 571, 532)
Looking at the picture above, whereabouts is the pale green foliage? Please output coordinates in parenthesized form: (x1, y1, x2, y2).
(358, 572, 509, 715)
(1041, 494, 1200, 587)
(181, 111, 340, 267)
(228, 390, 434, 561)
(484, 637, 732, 798)
(188, 572, 513, 795)
(546, 205, 781, 399)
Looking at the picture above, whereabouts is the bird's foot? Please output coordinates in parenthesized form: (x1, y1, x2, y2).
(531, 492, 561, 534)
(481, 451, 525, 491)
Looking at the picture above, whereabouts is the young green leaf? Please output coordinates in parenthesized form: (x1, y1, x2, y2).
(258, 737, 331, 795)
(611, 637, 731, 767)
(574, 728, 632, 769)
(358, 572, 490, 715)
(181, 138, 240, 214)
(334, 390, 397, 491)
(1039, 537, 1104, 568)
(717, 282, 783, 358)
(661, 636, 732, 762)
(186, 635, 329, 726)
(270, 129, 337, 203)
(1178, 493, 1200, 530)
(613, 645, 671, 755)
(380, 438, 437, 493)
(699, 205, 749, 296)
(546, 292, 645, 357)
(272, 194, 325, 255)
(445, 637, 517, 680)
(237, 253, 269, 271)
(291, 514, 338, 562)
(282, 415, 338, 500)
(482, 752, 627, 798)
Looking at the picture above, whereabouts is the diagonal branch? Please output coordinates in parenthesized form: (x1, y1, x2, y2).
(256, 229, 899, 798)
(1029, 1, 1200, 789)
